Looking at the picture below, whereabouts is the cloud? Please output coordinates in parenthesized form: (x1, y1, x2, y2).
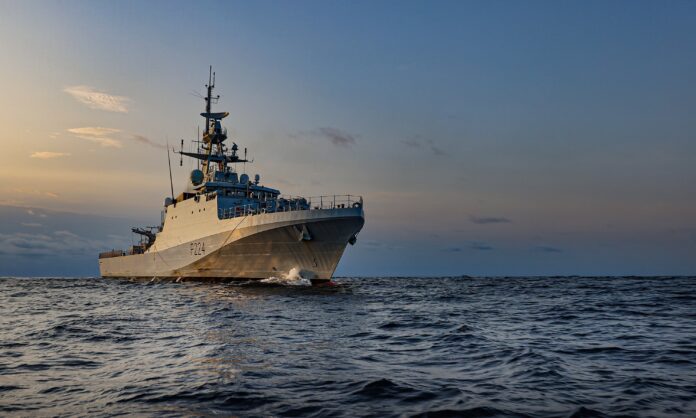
(470, 242, 494, 251)
(469, 215, 511, 225)
(12, 189, 60, 199)
(289, 127, 359, 148)
(0, 232, 67, 257)
(400, 140, 422, 149)
(63, 85, 130, 113)
(67, 127, 122, 148)
(400, 137, 445, 156)
(427, 140, 445, 156)
(30, 151, 71, 159)
(361, 240, 402, 250)
(0, 230, 110, 258)
(0, 225, 132, 263)
(317, 127, 357, 147)
(130, 134, 166, 149)
(444, 242, 494, 252)
(21, 222, 42, 227)
(26, 209, 49, 218)
(534, 246, 563, 253)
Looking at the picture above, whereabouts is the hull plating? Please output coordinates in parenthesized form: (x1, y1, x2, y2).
(99, 208, 364, 281)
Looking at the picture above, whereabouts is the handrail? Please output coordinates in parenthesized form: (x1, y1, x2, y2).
(217, 194, 362, 220)
(105, 194, 363, 257)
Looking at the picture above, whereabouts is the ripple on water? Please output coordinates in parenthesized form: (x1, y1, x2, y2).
(0, 276, 695, 417)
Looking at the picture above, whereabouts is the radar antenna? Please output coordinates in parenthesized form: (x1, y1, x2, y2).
(175, 66, 251, 190)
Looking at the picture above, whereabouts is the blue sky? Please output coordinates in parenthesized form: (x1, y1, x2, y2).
(0, 1, 695, 276)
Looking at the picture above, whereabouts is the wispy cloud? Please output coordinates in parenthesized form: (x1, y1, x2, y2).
(534, 246, 563, 253)
(291, 127, 358, 147)
(30, 151, 70, 159)
(130, 134, 166, 149)
(67, 127, 122, 148)
(470, 215, 511, 225)
(21, 222, 42, 228)
(470, 242, 494, 251)
(26, 210, 49, 218)
(401, 139, 422, 149)
(63, 85, 130, 113)
(400, 137, 445, 156)
(359, 240, 403, 251)
(444, 242, 494, 252)
(0, 230, 96, 257)
(318, 127, 357, 147)
(12, 189, 59, 199)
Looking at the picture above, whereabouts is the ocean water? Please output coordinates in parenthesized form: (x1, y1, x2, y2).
(1, 277, 695, 417)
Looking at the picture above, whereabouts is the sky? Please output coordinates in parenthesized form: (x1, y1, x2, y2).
(0, 0, 695, 277)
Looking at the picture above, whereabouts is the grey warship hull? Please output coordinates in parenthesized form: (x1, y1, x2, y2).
(100, 205, 364, 283)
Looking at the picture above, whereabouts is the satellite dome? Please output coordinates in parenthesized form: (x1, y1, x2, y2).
(190, 169, 204, 185)
(239, 173, 249, 184)
(164, 197, 173, 207)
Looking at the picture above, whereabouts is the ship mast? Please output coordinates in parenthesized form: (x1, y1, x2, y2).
(204, 66, 217, 144)
(177, 66, 249, 191)
(202, 66, 218, 179)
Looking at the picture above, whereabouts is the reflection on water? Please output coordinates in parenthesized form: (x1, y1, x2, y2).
(1, 276, 696, 416)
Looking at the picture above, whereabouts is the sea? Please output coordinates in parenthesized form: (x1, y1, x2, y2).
(1, 276, 695, 417)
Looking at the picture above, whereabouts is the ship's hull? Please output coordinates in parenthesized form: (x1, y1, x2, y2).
(99, 207, 364, 283)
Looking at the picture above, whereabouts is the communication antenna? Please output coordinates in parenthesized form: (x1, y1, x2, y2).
(166, 140, 175, 205)
(204, 65, 220, 132)
(179, 139, 184, 166)
(244, 147, 247, 173)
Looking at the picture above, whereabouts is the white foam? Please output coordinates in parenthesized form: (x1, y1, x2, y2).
(261, 267, 312, 286)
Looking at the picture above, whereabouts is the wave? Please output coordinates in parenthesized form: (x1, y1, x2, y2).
(1, 276, 695, 417)
(260, 267, 312, 286)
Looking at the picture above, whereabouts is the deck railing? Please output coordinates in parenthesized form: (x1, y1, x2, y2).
(218, 194, 362, 220)
(98, 249, 126, 259)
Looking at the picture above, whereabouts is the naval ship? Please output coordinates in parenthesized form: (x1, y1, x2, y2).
(98, 68, 364, 284)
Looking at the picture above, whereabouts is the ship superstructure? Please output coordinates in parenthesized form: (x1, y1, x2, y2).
(98, 68, 364, 284)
